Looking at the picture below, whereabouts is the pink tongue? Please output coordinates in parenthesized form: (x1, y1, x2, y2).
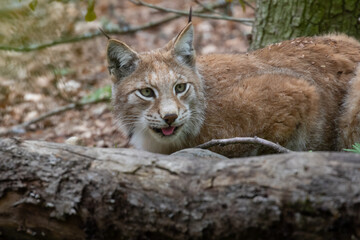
(161, 126, 175, 136)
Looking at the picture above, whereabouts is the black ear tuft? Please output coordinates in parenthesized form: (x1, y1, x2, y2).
(99, 28, 111, 40)
(188, 7, 192, 23)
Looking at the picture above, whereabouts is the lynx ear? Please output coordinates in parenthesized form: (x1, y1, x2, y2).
(172, 22, 195, 67)
(107, 40, 139, 81)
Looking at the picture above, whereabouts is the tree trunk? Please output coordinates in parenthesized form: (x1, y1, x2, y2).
(251, 0, 360, 49)
(1, 138, 360, 240)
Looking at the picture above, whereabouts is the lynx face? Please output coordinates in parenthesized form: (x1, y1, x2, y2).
(107, 23, 206, 153)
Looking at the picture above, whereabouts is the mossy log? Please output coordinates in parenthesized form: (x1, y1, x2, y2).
(0, 138, 360, 240)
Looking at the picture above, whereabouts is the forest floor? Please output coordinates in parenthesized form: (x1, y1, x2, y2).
(0, 0, 254, 148)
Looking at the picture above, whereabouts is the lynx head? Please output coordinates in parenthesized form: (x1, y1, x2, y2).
(106, 22, 206, 154)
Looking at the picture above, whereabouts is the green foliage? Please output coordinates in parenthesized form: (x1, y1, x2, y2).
(344, 143, 360, 153)
(29, 0, 38, 11)
(238, 0, 246, 11)
(81, 85, 111, 103)
(85, 0, 96, 22)
(53, 67, 74, 77)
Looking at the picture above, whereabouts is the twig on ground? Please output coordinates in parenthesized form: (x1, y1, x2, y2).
(0, 98, 110, 137)
(196, 136, 293, 153)
(0, 0, 230, 52)
(129, 0, 254, 25)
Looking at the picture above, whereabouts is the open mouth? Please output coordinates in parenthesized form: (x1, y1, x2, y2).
(151, 126, 181, 136)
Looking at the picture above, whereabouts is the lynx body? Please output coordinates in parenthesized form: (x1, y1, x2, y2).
(106, 22, 360, 157)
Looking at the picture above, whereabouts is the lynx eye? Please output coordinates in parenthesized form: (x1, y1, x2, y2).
(139, 88, 155, 98)
(175, 83, 187, 94)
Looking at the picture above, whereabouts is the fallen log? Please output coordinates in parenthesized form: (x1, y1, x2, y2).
(0, 138, 359, 240)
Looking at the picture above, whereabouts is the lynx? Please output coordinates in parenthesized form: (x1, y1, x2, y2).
(106, 20, 360, 157)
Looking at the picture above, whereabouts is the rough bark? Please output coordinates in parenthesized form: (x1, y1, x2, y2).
(251, 0, 360, 49)
(0, 138, 360, 240)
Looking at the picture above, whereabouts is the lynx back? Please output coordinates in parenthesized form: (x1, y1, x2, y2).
(106, 21, 360, 157)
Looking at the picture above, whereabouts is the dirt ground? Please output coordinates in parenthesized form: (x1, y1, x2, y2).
(0, 0, 254, 148)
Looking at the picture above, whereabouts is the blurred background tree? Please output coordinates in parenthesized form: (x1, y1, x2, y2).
(251, 0, 360, 49)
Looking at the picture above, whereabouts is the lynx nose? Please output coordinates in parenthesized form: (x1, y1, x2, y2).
(163, 114, 178, 125)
